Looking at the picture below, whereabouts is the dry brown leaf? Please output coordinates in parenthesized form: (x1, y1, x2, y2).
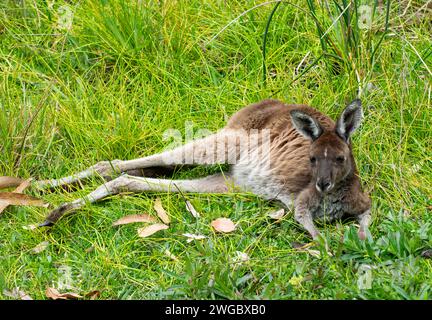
(85, 290, 101, 300)
(305, 249, 322, 258)
(291, 242, 313, 250)
(0, 178, 33, 214)
(137, 223, 169, 238)
(13, 179, 32, 193)
(112, 213, 157, 226)
(32, 241, 49, 254)
(302, 274, 314, 282)
(291, 241, 332, 258)
(268, 208, 285, 220)
(45, 287, 82, 300)
(185, 200, 200, 218)
(0, 176, 24, 189)
(0, 192, 48, 207)
(3, 288, 33, 300)
(211, 218, 236, 233)
(154, 197, 170, 224)
(85, 245, 95, 253)
(0, 200, 9, 212)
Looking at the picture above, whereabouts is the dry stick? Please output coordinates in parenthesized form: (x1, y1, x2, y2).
(172, 183, 197, 218)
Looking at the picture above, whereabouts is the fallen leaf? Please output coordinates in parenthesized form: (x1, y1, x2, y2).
(112, 213, 157, 226)
(291, 242, 313, 249)
(235, 273, 253, 287)
(302, 274, 314, 282)
(268, 208, 285, 220)
(305, 249, 321, 258)
(185, 200, 200, 218)
(45, 287, 82, 300)
(22, 224, 38, 230)
(137, 223, 169, 238)
(0, 192, 48, 207)
(32, 241, 49, 254)
(230, 251, 250, 265)
(85, 245, 95, 253)
(208, 273, 215, 287)
(85, 290, 101, 300)
(182, 233, 206, 243)
(164, 249, 179, 261)
(211, 218, 236, 233)
(3, 288, 32, 300)
(0, 178, 34, 214)
(0, 176, 24, 189)
(291, 241, 331, 258)
(154, 198, 170, 224)
(13, 179, 32, 193)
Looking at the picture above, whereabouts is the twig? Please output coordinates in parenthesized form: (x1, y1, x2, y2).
(172, 183, 195, 215)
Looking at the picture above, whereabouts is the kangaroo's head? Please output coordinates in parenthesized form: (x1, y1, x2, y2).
(290, 99, 363, 194)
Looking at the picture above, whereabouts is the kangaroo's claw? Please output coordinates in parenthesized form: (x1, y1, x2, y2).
(40, 203, 77, 226)
(38, 220, 54, 227)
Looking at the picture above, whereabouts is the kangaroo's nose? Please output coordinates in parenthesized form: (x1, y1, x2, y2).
(316, 180, 332, 192)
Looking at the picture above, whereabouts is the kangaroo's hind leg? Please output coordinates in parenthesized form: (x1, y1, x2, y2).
(40, 173, 234, 226)
(35, 129, 243, 191)
(39, 129, 247, 226)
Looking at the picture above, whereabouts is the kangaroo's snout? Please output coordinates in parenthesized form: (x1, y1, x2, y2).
(316, 179, 333, 193)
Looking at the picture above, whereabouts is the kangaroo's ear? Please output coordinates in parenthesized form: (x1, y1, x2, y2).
(336, 99, 363, 142)
(290, 110, 323, 141)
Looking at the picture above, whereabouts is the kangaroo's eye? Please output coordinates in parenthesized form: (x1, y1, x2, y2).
(310, 156, 317, 164)
(336, 156, 345, 163)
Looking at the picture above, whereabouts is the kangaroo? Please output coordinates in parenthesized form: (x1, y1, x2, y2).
(36, 99, 371, 240)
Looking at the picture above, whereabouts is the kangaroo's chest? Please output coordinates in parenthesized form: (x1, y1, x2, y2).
(231, 162, 283, 200)
(309, 196, 346, 222)
(230, 147, 297, 205)
(230, 132, 311, 194)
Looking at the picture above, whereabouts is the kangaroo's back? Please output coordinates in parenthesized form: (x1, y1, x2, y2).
(226, 99, 335, 134)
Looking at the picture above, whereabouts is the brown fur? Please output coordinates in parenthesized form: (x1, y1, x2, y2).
(227, 99, 371, 238)
(37, 98, 372, 240)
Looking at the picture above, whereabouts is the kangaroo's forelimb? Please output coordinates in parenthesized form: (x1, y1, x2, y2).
(357, 209, 371, 240)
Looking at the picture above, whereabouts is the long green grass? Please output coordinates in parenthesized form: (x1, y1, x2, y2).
(0, 0, 431, 299)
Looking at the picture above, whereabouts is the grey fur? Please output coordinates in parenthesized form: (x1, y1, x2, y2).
(336, 99, 363, 141)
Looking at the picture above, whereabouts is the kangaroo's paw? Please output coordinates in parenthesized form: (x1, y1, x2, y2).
(38, 202, 79, 227)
